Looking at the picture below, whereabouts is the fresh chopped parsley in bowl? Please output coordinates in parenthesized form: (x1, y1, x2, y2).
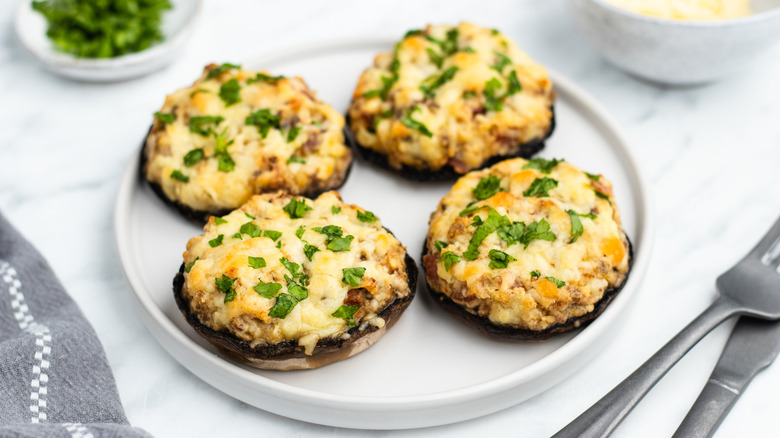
(31, 0, 172, 59)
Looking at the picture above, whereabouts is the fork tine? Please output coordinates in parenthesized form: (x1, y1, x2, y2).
(749, 216, 780, 259)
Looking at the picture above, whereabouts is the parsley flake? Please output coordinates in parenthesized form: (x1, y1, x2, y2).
(523, 177, 559, 198)
(245, 109, 281, 138)
(420, 66, 459, 98)
(518, 219, 556, 249)
(247, 72, 285, 84)
(400, 106, 433, 138)
(214, 217, 228, 225)
(207, 63, 240, 80)
(287, 126, 301, 143)
(218, 78, 242, 107)
(215, 274, 237, 302)
(439, 252, 461, 271)
(473, 175, 502, 200)
(304, 244, 320, 261)
(357, 210, 378, 223)
(295, 226, 305, 239)
(434, 240, 448, 251)
(463, 207, 510, 260)
(488, 249, 516, 269)
(522, 158, 562, 174)
(268, 293, 298, 319)
(248, 256, 266, 269)
(341, 267, 366, 287)
(332, 305, 360, 326)
(491, 51, 512, 73)
(331, 206, 342, 214)
(154, 112, 175, 124)
(183, 148, 204, 167)
(245, 212, 256, 220)
(497, 221, 525, 247)
(586, 172, 601, 181)
(254, 280, 282, 299)
(545, 276, 566, 288)
(263, 230, 281, 241)
(189, 115, 224, 136)
(184, 257, 199, 273)
(530, 270, 540, 278)
(208, 234, 224, 248)
(285, 275, 309, 301)
(239, 222, 263, 238)
(594, 189, 612, 204)
(505, 70, 522, 96)
(170, 170, 189, 182)
(313, 225, 343, 243)
(427, 48, 444, 68)
(283, 198, 312, 219)
(463, 90, 477, 98)
(327, 235, 354, 252)
(287, 156, 306, 164)
(483, 77, 504, 112)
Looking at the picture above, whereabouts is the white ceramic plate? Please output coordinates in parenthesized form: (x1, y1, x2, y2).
(15, 0, 202, 82)
(114, 38, 653, 430)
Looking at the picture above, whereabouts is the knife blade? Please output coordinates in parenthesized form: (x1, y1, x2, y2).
(673, 317, 780, 438)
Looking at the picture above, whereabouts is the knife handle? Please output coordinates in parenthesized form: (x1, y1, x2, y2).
(673, 379, 743, 438)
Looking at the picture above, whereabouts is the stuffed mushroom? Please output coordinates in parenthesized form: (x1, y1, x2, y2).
(174, 191, 416, 370)
(348, 23, 555, 180)
(143, 63, 353, 223)
(422, 157, 630, 340)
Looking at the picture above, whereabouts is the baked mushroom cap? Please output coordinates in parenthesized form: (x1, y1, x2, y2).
(422, 157, 631, 340)
(143, 63, 353, 222)
(347, 23, 555, 179)
(175, 191, 416, 370)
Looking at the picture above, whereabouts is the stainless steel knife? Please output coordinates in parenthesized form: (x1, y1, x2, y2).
(673, 317, 780, 438)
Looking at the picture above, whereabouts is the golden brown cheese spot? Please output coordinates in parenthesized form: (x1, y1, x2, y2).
(180, 191, 410, 354)
(144, 65, 353, 215)
(424, 157, 630, 331)
(348, 23, 555, 173)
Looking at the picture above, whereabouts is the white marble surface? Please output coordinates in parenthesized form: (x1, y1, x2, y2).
(2, 0, 780, 436)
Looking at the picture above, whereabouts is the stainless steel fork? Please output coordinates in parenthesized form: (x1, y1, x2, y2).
(554, 216, 780, 438)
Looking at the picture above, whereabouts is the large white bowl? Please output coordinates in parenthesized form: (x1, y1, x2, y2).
(15, 0, 202, 82)
(566, 0, 780, 85)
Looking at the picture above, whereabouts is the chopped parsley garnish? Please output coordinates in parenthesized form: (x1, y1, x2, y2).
(208, 234, 224, 247)
(183, 148, 204, 167)
(287, 156, 306, 164)
(213, 128, 235, 172)
(207, 63, 240, 80)
(523, 158, 562, 174)
(463, 207, 509, 260)
(279, 257, 308, 284)
(245, 212, 256, 220)
(434, 240, 448, 251)
(239, 222, 263, 238)
(218, 78, 242, 106)
(268, 293, 298, 319)
(232, 233, 242, 240)
(586, 172, 601, 181)
(404, 29, 424, 38)
(459, 203, 487, 217)
(530, 270, 540, 278)
(488, 249, 516, 269)
(263, 230, 281, 241)
(190, 88, 210, 98)
(523, 177, 559, 198)
(248, 256, 266, 269)
(594, 189, 612, 204)
(426, 28, 459, 57)
(461, 46, 476, 54)
(295, 226, 305, 239)
(491, 51, 513, 73)
(245, 109, 281, 138)
(154, 112, 175, 124)
(400, 106, 433, 138)
(427, 48, 444, 68)
(247, 72, 285, 84)
(439, 251, 461, 271)
(331, 206, 341, 214)
(505, 70, 522, 96)
(283, 198, 312, 219)
(189, 115, 224, 136)
(287, 126, 301, 143)
(497, 221, 526, 246)
(215, 274, 237, 302)
(518, 219, 556, 249)
(363, 73, 398, 100)
(420, 66, 459, 98)
(184, 257, 199, 273)
(253, 280, 282, 299)
(483, 77, 504, 112)
(567, 210, 584, 243)
(313, 225, 343, 242)
(463, 90, 477, 98)
(545, 276, 566, 288)
(341, 267, 366, 287)
(357, 210, 377, 223)
(170, 170, 189, 182)
(214, 217, 228, 225)
(332, 305, 360, 326)
(473, 175, 502, 200)
(303, 244, 320, 261)
(327, 235, 354, 252)
(285, 276, 308, 301)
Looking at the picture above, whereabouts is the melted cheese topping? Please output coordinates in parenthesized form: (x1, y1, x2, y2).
(144, 64, 352, 214)
(348, 23, 555, 173)
(182, 191, 410, 355)
(605, 0, 751, 20)
(425, 158, 630, 331)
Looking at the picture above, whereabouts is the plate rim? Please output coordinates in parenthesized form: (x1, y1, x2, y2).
(114, 36, 654, 425)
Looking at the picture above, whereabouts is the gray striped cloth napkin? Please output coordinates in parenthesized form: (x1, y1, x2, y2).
(0, 212, 152, 438)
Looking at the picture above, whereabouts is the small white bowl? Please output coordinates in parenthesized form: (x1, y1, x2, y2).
(15, 0, 202, 82)
(566, 0, 780, 85)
